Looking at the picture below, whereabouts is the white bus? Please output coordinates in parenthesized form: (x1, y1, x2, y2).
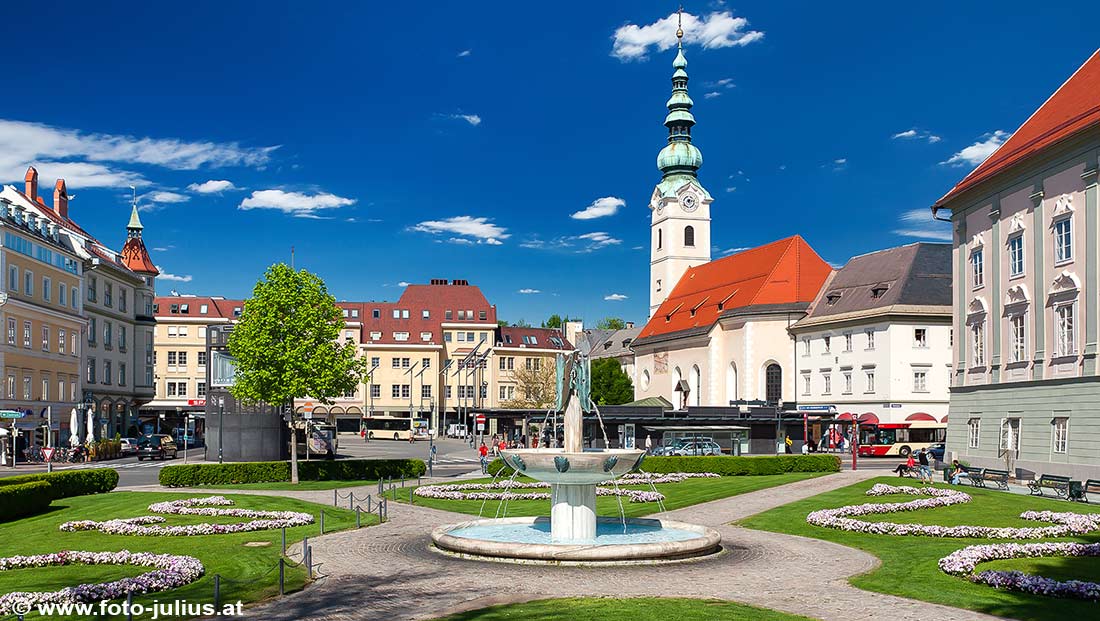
(363, 416, 428, 441)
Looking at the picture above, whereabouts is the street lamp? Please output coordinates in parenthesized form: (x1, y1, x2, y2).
(217, 396, 225, 464)
(184, 414, 191, 463)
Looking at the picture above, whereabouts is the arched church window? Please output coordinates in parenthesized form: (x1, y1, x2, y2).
(684, 226, 695, 247)
(765, 364, 782, 404)
(657, 229, 663, 249)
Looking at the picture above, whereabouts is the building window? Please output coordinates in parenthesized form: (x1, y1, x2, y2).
(914, 328, 927, 348)
(421, 384, 432, 398)
(87, 358, 96, 383)
(23, 376, 31, 400)
(823, 336, 831, 353)
(41, 377, 48, 401)
(801, 373, 810, 395)
(402, 357, 410, 368)
(119, 326, 126, 350)
(913, 370, 928, 392)
(89, 318, 97, 344)
(765, 364, 782, 404)
(392, 357, 401, 369)
(24, 270, 33, 297)
(822, 373, 831, 394)
(967, 418, 980, 449)
(119, 364, 126, 386)
(370, 384, 380, 398)
(1000, 417, 1021, 455)
(865, 329, 875, 349)
(422, 357, 431, 369)
(843, 372, 852, 394)
(444, 386, 452, 399)
(57, 378, 64, 402)
(684, 225, 695, 247)
(23, 321, 31, 349)
(1008, 235, 1024, 277)
(971, 249, 984, 288)
(499, 385, 514, 401)
(7, 265, 16, 292)
(59, 284, 66, 307)
(865, 370, 875, 393)
(87, 276, 96, 302)
(844, 333, 852, 352)
(1010, 314, 1026, 363)
(420, 331, 432, 341)
(525, 357, 541, 371)
(1052, 416, 1068, 453)
(167, 351, 177, 366)
(198, 351, 207, 366)
(71, 287, 78, 309)
(802, 337, 810, 356)
(1054, 217, 1073, 263)
(196, 381, 206, 397)
(657, 228, 662, 250)
(43, 277, 51, 302)
(103, 361, 111, 385)
(104, 283, 113, 307)
(422, 309, 430, 319)
(6, 318, 14, 345)
(5, 375, 13, 400)
(1055, 303, 1076, 357)
(103, 322, 112, 348)
(971, 322, 986, 367)
(394, 332, 409, 341)
(41, 325, 49, 351)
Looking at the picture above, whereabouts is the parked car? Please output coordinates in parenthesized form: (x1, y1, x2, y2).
(928, 442, 946, 462)
(119, 438, 140, 455)
(137, 435, 178, 460)
(669, 440, 723, 456)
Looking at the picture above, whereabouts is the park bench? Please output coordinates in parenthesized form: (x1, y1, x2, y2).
(1079, 479, 1100, 503)
(1027, 474, 1072, 499)
(971, 468, 1010, 491)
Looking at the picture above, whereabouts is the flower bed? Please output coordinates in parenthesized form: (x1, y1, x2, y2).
(806, 484, 1100, 539)
(59, 496, 314, 536)
(804, 483, 1100, 600)
(939, 542, 1100, 600)
(414, 472, 719, 504)
(0, 550, 204, 614)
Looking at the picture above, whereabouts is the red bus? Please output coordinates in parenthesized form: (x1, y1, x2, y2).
(857, 422, 946, 457)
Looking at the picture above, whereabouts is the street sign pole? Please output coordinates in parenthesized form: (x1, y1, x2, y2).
(46, 406, 53, 473)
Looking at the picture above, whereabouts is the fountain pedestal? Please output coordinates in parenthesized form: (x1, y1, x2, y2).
(550, 483, 597, 541)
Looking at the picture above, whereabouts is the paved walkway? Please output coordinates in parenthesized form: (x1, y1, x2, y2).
(161, 470, 1003, 621)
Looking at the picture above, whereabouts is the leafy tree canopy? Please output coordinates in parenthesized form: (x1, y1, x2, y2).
(590, 358, 634, 405)
(596, 317, 627, 330)
(228, 263, 366, 406)
(542, 314, 579, 329)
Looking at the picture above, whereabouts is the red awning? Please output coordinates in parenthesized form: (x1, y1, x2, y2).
(941, 415, 949, 423)
(905, 412, 937, 422)
(837, 412, 854, 421)
(858, 412, 879, 424)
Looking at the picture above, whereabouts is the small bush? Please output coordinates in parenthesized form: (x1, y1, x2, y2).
(0, 469, 119, 522)
(0, 480, 53, 521)
(487, 454, 840, 477)
(160, 459, 426, 487)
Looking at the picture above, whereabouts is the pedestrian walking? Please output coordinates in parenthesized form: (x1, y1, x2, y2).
(644, 435, 652, 454)
(360, 428, 367, 443)
(784, 435, 793, 454)
(916, 448, 933, 484)
(478, 442, 489, 474)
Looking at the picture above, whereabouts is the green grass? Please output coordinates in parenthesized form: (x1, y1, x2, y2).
(740, 476, 1100, 621)
(432, 597, 811, 621)
(384, 472, 827, 518)
(0, 491, 376, 620)
(197, 479, 382, 491)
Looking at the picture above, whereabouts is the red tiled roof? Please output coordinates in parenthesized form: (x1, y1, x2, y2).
(496, 326, 573, 350)
(935, 50, 1100, 208)
(155, 296, 242, 319)
(638, 236, 833, 340)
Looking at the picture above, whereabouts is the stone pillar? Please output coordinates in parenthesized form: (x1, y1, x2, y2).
(1031, 187, 1046, 380)
(550, 483, 597, 541)
(990, 200, 1002, 382)
(563, 391, 583, 454)
(1083, 163, 1098, 375)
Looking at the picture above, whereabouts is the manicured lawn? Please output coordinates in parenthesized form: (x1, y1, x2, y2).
(0, 491, 373, 620)
(740, 476, 1100, 621)
(384, 472, 828, 518)
(198, 479, 383, 491)
(433, 597, 811, 621)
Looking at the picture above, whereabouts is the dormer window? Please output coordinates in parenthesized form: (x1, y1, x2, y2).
(871, 285, 889, 299)
(825, 292, 842, 305)
(233, 307, 241, 317)
(180, 304, 189, 314)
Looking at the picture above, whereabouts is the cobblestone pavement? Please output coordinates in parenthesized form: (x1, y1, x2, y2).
(184, 470, 1003, 621)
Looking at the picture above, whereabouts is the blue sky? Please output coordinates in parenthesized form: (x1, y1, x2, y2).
(1, 1, 1096, 325)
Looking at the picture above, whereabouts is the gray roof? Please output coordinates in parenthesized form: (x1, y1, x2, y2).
(586, 327, 642, 359)
(577, 329, 615, 355)
(797, 242, 951, 323)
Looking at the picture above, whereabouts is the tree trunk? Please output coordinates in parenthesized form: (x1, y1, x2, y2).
(289, 399, 299, 484)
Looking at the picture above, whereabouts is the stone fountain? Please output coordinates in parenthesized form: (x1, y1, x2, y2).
(430, 352, 721, 563)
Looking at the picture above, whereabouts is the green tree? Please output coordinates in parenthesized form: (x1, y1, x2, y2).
(543, 314, 574, 329)
(596, 317, 627, 330)
(590, 358, 634, 405)
(228, 263, 366, 483)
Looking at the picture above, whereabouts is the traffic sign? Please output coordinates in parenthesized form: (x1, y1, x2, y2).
(303, 402, 314, 420)
(42, 447, 55, 462)
(475, 414, 486, 424)
(0, 410, 26, 419)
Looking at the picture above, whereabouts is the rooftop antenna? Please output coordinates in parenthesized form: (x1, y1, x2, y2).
(129, 185, 137, 209)
(676, 5, 684, 47)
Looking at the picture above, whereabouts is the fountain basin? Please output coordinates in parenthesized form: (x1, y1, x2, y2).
(499, 448, 646, 485)
(431, 516, 722, 563)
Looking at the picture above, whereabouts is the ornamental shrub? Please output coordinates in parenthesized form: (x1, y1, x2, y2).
(0, 469, 118, 521)
(159, 459, 426, 487)
(487, 454, 840, 477)
(0, 480, 52, 521)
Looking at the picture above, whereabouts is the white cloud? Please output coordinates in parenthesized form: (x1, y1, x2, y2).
(604, 293, 629, 301)
(706, 77, 736, 89)
(155, 267, 193, 282)
(703, 91, 722, 99)
(611, 10, 764, 61)
(188, 179, 237, 193)
(152, 246, 173, 252)
(942, 131, 1009, 167)
(834, 158, 847, 165)
(577, 232, 622, 251)
(521, 232, 621, 252)
(239, 189, 356, 218)
(725, 186, 736, 193)
(397, 281, 411, 287)
(457, 49, 472, 57)
(571, 196, 625, 220)
(518, 288, 541, 294)
(892, 128, 942, 144)
(448, 113, 482, 126)
(412, 215, 509, 244)
(0, 119, 277, 189)
(723, 246, 750, 255)
(893, 208, 952, 241)
(137, 190, 190, 212)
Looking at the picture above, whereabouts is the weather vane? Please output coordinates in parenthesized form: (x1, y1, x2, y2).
(676, 5, 684, 44)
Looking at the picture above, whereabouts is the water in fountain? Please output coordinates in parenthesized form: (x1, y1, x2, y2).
(477, 462, 510, 519)
(608, 476, 628, 533)
(495, 467, 523, 519)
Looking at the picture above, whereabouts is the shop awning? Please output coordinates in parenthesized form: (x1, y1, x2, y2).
(857, 413, 879, 424)
(905, 412, 937, 422)
(941, 415, 949, 423)
(837, 412, 854, 421)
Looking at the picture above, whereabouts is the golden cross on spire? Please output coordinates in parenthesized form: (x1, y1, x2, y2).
(676, 5, 684, 44)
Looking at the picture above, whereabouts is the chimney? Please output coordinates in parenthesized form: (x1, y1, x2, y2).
(24, 167, 38, 202)
(626, 321, 635, 329)
(53, 179, 68, 219)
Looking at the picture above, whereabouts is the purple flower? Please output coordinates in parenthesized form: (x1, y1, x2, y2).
(59, 496, 315, 537)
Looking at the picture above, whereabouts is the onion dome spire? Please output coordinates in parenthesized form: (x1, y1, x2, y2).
(657, 7, 702, 178)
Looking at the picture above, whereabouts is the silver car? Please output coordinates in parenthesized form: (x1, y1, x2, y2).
(670, 441, 722, 456)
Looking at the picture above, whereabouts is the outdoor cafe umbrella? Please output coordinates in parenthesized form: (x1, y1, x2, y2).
(85, 408, 95, 444)
(69, 408, 80, 447)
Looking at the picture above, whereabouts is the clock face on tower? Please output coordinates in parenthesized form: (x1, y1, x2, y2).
(681, 193, 698, 212)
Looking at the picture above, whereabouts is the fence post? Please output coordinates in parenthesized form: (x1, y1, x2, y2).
(355, 506, 361, 528)
(348, 494, 353, 510)
(378, 479, 383, 495)
(410, 486, 414, 504)
(213, 574, 221, 616)
(281, 527, 286, 555)
(367, 494, 373, 513)
(320, 510, 325, 535)
(126, 590, 133, 621)
(333, 489, 338, 507)
(278, 558, 285, 595)
(304, 542, 313, 579)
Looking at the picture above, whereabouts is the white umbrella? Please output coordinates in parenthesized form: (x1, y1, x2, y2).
(85, 408, 95, 444)
(69, 408, 80, 447)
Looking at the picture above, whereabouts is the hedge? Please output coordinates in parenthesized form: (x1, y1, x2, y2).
(0, 469, 119, 521)
(159, 458, 427, 487)
(488, 454, 840, 477)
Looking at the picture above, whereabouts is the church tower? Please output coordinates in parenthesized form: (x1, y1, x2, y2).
(649, 10, 712, 317)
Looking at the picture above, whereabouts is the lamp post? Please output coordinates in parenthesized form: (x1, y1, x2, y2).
(437, 359, 452, 437)
(217, 396, 225, 464)
(184, 414, 191, 463)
